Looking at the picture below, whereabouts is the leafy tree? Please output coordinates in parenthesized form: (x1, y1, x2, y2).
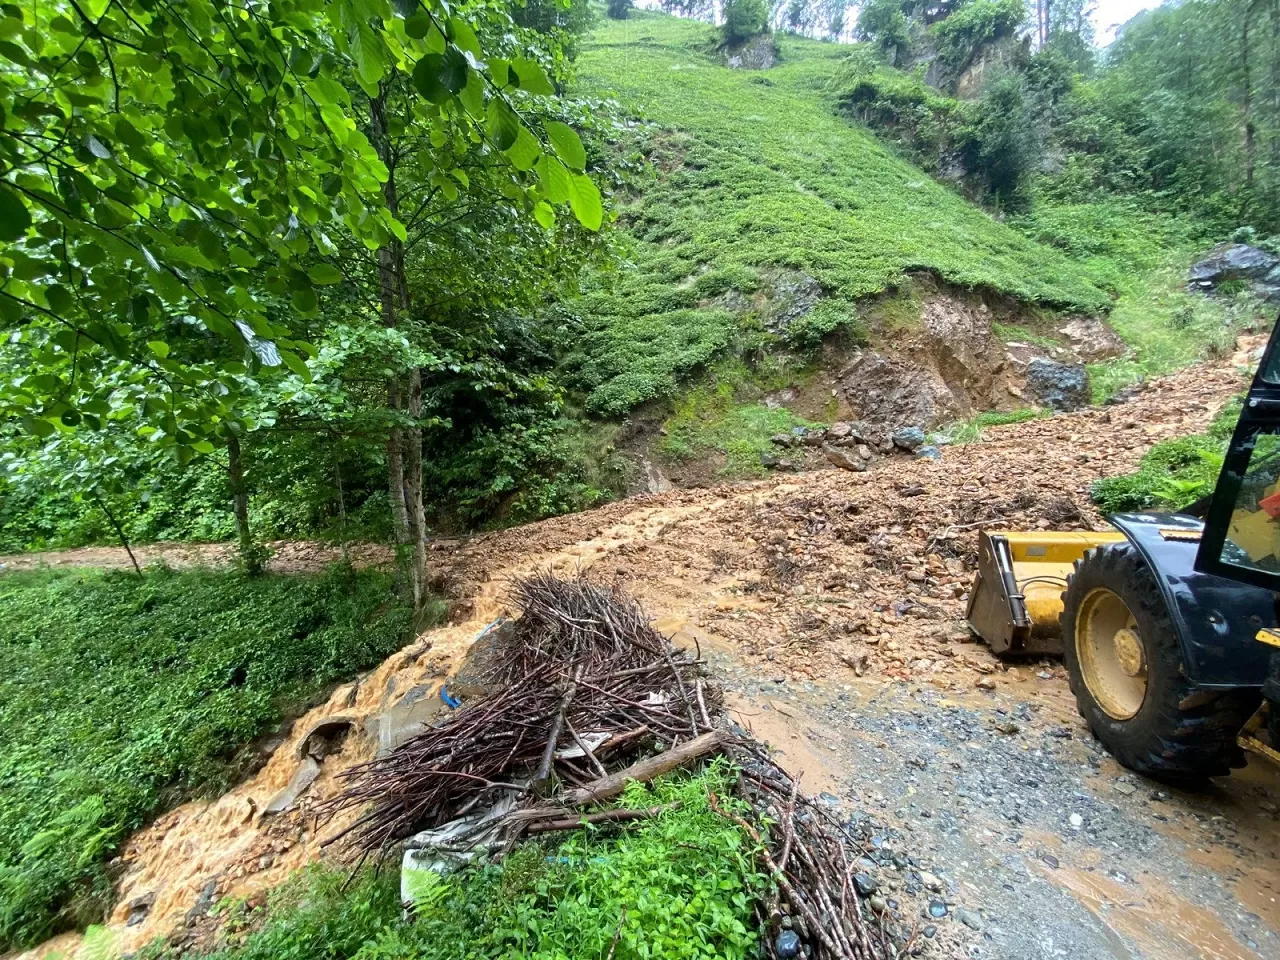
(958, 70, 1039, 207)
(606, 0, 634, 20)
(0, 0, 606, 600)
(857, 0, 914, 65)
(722, 0, 770, 44)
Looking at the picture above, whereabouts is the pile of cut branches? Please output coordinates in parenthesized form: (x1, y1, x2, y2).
(316, 574, 906, 959)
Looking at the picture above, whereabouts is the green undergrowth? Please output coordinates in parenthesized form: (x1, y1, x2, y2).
(566, 12, 1111, 417)
(932, 408, 1051, 445)
(657, 357, 823, 476)
(0, 566, 419, 951)
(1091, 397, 1244, 514)
(145, 762, 764, 960)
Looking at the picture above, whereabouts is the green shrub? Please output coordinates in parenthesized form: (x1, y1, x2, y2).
(722, 0, 769, 45)
(157, 762, 765, 960)
(931, 0, 1027, 73)
(1091, 398, 1242, 514)
(0, 566, 416, 950)
(786, 299, 864, 348)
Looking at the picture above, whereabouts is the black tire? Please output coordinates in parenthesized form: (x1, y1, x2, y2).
(1061, 544, 1259, 782)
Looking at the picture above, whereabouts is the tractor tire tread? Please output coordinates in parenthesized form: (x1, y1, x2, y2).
(1060, 545, 1258, 782)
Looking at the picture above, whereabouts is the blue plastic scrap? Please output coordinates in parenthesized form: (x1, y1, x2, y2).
(439, 685, 461, 709)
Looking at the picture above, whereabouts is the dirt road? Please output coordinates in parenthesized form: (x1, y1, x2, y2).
(9, 344, 1280, 960)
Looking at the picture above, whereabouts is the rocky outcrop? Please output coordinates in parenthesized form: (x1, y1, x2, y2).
(1056, 317, 1126, 361)
(722, 34, 776, 70)
(1025, 359, 1089, 411)
(1189, 243, 1280, 303)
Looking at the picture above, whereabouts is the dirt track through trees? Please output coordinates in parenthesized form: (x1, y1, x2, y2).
(8, 341, 1280, 960)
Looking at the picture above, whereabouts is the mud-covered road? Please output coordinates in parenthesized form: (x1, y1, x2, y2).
(8, 342, 1279, 960)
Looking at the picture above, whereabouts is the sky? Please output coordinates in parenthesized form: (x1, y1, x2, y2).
(1092, 0, 1157, 44)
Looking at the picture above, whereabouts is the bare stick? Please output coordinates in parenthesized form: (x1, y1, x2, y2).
(523, 802, 679, 835)
(605, 905, 628, 960)
(561, 732, 722, 808)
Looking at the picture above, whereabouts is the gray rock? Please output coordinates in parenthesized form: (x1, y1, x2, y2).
(771, 432, 799, 448)
(761, 451, 782, 469)
(927, 900, 948, 919)
(856, 444, 873, 460)
(915, 445, 942, 461)
(775, 930, 801, 958)
(828, 421, 853, 439)
(892, 426, 926, 451)
(825, 446, 867, 472)
(1026, 358, 1089, 411)
(955, 906, 983, 931)
(854, 872, 878, 895)
(264, 756, 322, 814)
(802, 428, 827, 447)
(1189, 242, 1279, 284)
(923, 924, 937, 939)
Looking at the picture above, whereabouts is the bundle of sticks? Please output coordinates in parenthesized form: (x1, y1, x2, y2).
(316, 574, 905, 960)
(315, 574, 719, 854)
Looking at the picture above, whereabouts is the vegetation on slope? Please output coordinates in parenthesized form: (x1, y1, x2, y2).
(0, 566, 415, 950)
(144, 765, 763, 960)
(564, 12, 1112, 417)
(1091, 398, 1244, 515)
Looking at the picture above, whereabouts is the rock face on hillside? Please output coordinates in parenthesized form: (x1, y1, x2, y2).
(835, 291, 1019, 428)
(1189, 243, 1280, 303)
(1025, 358, 1090, 411)
(722, 34, 776, 70)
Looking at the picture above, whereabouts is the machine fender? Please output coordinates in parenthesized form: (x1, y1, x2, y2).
(1108, 512, 1274, 688)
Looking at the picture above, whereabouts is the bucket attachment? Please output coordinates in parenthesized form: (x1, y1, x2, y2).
(966, 530, 1127, 656)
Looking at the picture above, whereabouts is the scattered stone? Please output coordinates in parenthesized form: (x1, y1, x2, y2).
(802, 428, 827, 447)
(184, 878, 218, 926)
(856, 443, 873, 460)
(1026, 358, 1089, 411)
(1057, 317, 1127, 361)
(923, 925, 937, 939)
(775, 929, 801, 959)
(1189, 243, 1280, 303)
(828, 421, 853, 440)
(994, 720, 1020, 735)
(1041, 854, 1059, 869)
(927, 900, 948, 919)
(954, 907, 983, 931)
(263, 756, 321, 815)
(915, 445, 942, 460)
(1068, 813, 1084, 829)
(975, 676, 997, 691)
(919, 870, 943, 891)
(1113, 781, 1137, 796)
(126, 892, 155, 927)
(892, 426, 926, 451)
(826, 445, 868, 472)
(761, 451, 782, 469)
(1047, 726, 1072, 738)
(854, 872, 878, 896)
(869, 894, 888, 914)
(771, 432, 799, 448)
(1037, 670, 1052, 680)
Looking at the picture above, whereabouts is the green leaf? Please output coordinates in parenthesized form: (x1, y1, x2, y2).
(567, 173, 603, 231)
(405, 13, 431, 39)
(486, 99, 519, 151)
(448, 16, 481, 58)
(228, 246, 258, 268)
(191, 440, 216, 454)
(147, 341, 170, 359)
(490, 58, 510, 88)
(545, 121, 586, 171)
(308, 263, 344, 285)
(511, 57, 555, 96)
(413, 54, 450, 105)
(281, 350, 312, 380)
(440, 45, 469, 94)
(533, 200, 555, 230)
(0, 183, 30, 241)
(505, 126, 541, 172)
(85, 135, 111, 160)
(291, 287, 318, 315)
(459, 72, 484, 116)
(536, 155, 571, 204)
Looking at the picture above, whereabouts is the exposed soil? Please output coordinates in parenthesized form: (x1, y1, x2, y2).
(8, 339, 1280, 960)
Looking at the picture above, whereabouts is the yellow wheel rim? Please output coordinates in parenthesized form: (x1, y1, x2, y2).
(1075, 587, 1148, 720)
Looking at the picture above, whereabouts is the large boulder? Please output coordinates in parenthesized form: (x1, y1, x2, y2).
(825, 446, 867, 472)
(1026, 359, 1089, 411)
(1189, 243, 1280, 289)
(1056, 317, 1127, 362)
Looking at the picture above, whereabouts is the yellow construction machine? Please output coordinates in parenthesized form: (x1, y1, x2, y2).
(967, 318, 1280, 780)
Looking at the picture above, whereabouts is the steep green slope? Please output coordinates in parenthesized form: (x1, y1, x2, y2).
(566, 12, 1112, 416)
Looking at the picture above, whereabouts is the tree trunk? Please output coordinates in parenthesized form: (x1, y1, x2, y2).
(371, 87, 427, 608)
(226, 433, 259, 574)
(1242, 0, 1262, 198)
(95, 493, 142, 578)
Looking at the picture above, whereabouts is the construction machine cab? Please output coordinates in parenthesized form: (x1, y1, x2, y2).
(967, 317, 1280, 779)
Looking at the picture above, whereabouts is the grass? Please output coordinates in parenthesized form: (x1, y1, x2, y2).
(1013, 199, 1271, 402)
(566, 12, 1112, 416)
(932, 408, 1051, 445)
(656, 357, 823, 476)
(0, 565, 418, 951)
(141, 763, 764, 960)
(1091, 397, 1243, 514)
